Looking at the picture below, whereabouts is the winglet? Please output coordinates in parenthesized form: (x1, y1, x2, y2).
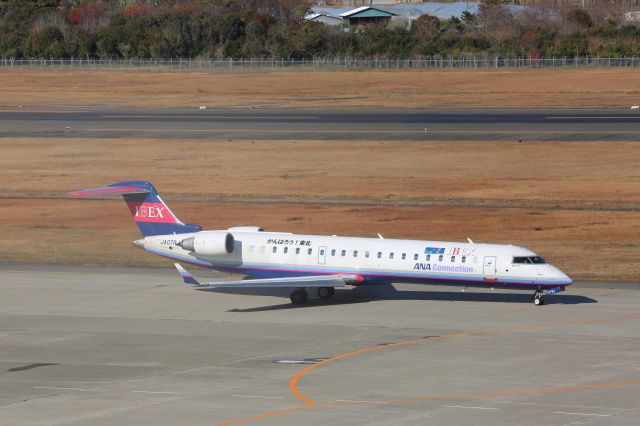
(174, 263, 200, 286)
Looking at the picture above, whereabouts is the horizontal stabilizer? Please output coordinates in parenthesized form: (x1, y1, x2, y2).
(175, 263, 200, 285)
(67, 184, 150, 197)
(173, 264, 358, 290)
(68, 181, 201, 237)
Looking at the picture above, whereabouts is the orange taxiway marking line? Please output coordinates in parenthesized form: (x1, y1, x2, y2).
(218, 315, 640, 425)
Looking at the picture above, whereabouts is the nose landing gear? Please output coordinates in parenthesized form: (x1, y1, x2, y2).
(532, 291, 545, 306)
(531, 285, 565, 306)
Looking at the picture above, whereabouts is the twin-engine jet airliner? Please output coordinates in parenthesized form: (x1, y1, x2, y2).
(69, 181, 572, 306)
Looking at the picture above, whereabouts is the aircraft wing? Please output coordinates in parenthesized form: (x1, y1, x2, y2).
(174, 263, 358, 290)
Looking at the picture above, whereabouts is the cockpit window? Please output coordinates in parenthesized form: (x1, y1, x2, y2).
(513, 256, 547, 264)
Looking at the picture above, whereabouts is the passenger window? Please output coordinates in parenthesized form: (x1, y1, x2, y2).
(319, 249, 324, 255)
(451, 256, 455, 262)
(414, 254, 418, 261)
(438, 254, 443, 261)
(296, 247, 300, 254)
(390, 252, 394, 260)
(401, 253, 406, 260)
(426, 254, 431, 261)
(353, 250, 358, 257)
(341, 250, 346, 257)
(365, 251, 370, 258)
(308, 248, 312, 255)
(462, 256, 466, 263)
(377, 252, 382, 259)
(331, 249, 336, 256)
(273, 247, 277, 253)
(284, 247, 288, 254)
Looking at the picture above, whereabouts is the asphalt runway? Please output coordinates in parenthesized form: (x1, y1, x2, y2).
(1, 265, 639, 425)
(2, 107, 640, 141)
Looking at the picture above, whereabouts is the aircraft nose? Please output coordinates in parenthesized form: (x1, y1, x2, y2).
(552, 266, 572, 285)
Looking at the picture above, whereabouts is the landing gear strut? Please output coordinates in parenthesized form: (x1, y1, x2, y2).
(290, 289, 308, 305)
(317, 287, 335, 299)
(532, 287, 545, 306)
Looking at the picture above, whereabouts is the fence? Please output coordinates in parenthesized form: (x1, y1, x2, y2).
(2, 57, 640, 71)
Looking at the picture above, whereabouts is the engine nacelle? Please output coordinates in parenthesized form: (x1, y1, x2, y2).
(178, 231, 234, 257)
(227, 226, 264, 233)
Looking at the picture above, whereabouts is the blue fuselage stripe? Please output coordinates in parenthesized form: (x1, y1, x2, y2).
(148, 248, 571, 289)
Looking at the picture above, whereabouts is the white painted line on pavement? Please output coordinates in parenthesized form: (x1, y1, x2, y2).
(553, 411, 611, 417)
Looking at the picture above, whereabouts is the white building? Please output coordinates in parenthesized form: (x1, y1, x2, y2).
(304, 12, 344, 26)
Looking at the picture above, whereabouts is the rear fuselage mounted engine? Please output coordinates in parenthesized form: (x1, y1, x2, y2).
(177, 231, 234, 257)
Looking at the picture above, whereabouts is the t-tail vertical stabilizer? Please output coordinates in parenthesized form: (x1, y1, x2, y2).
(67, 181, 201, 237)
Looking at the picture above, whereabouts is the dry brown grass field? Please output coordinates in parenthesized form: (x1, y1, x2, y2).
(0, 137, 638, 281)
(2, 68, 640, 108)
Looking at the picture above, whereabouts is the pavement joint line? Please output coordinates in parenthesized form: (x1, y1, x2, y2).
(335, 399, 388, 404)
(232, 395, 284, 399)
(442, 405, 498, 410)
(85, 128, 640, 134)
(545, 116, 640, 120)
(102, 115, 319, 119)
(33, 386, 88, 391)
(552, 411, 612, 417)
(132, 390, 185, 395)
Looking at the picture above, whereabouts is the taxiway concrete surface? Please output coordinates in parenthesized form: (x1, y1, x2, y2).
(2, 107, 640, 141)
(1, 265, 639, 425)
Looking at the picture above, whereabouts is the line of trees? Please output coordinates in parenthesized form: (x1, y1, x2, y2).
(1, 0, 640, 59)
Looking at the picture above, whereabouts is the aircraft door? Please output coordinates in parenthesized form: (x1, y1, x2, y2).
(483, 256, 497, 279)
(318, 246, 327, 265)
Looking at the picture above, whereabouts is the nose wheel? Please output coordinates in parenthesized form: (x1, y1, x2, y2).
(532, 287, 545, 306)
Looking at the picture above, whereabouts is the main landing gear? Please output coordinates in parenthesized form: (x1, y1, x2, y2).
(289, 287, 335, 305)
(290, 289, 308, 305)
(317, 286, 335, 299)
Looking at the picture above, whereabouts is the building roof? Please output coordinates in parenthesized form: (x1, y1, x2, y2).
(304, 13, 342, 22)
(313, 3, 480, 21)
(339, 6, 397, 19)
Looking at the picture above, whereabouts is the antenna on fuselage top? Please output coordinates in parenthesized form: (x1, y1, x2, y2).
(467, 237, 474, 244)
(378, 233, 384, 239)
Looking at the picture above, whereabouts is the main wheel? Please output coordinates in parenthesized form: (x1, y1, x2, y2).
(290, 289, 308, 305)
(317, 287, 335, 299)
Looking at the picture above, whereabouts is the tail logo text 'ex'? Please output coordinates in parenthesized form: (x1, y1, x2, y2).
(135, 205, 165, 219)
(126, 202, 177, 223)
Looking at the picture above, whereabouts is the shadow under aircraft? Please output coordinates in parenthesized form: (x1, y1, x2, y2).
(220, 284, 597, 313)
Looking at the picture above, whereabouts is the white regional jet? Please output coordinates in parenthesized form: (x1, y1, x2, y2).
(69, 181, 573, 306)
